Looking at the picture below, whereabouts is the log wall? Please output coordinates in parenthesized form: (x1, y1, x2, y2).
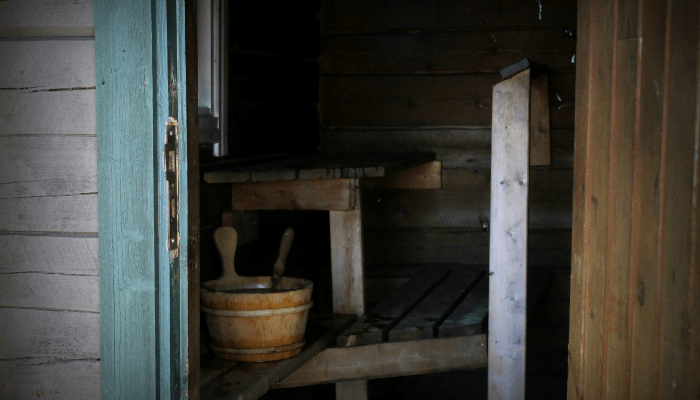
(0, 1, 100, 398)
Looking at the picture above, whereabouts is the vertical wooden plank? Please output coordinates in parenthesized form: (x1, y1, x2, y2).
(629, 0, 668, 398)
(603, 36, 641, 400)
(186, 0, 200, 397)
(580, 0, 616, 398)
(568, 0, 593, 397)
(529, 73, 551, 166)
(330, 184, 367, 400)
(94, 0, 158, 398)
(488, 68, 530, 400)
(657, 0, 699, 398)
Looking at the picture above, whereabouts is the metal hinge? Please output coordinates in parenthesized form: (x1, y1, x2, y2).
(166, 118, 180, 258)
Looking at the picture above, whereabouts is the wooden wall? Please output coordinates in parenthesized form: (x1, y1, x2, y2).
(0, 1, 100, 398)
(568, 0, 700, 398)
(317, 0, 577, 273)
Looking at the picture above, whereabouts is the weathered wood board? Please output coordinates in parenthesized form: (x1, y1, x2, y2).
(0, 308, 99, 360)
(320, 128, 574, 169)
(0, 0, 95, 38)
(0, 235, 98, 274)
(0, 90, 96, 136)
(363, 229, 572, 267)
(0, 41, 95, 90)
(0, 273, 99, 312)
(0, 136, 97, 199)
(360, 161, 442, 190)
(439, 274, 489, 338)
(320, 0, 576, 32)
(231, 179, 355, 211)
(330, 209, 366, 316)
(278, 334, 488, 388)
(336, 269, 449, 347)
(320, 73, 574, 127)
(388, 270, 482, 342)
(0, 359, 100, 400)
(0, 194, 97, 233)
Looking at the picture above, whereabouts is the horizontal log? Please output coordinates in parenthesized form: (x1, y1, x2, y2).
(0, 194, 97, 233)
(0, 359, 100, 400)
(321, 0, 576, 33)
(363, 229, 572, 267)
(0, 136, 96, 199)
(0, 273, 98, 312)
(277, 334, 487, 388)
(320, 128, 574, 169)
(231, 179, 356, 211)
(320, 73, 575, 127)
(0, 308, 99, 359)
(362, 169, 573, 230)
(0, 235, 98, 274)
(0, 41, 95, 90)
(321, 30, 576, 74)
(0, 0, 94, 38)
(361, 161, 442, 189)
(0, 90, 96, 136)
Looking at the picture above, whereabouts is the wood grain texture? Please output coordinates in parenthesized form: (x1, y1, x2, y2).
(330, 208, 365, 315)
(0, 308, 99, 360)
(488, 69, 530, 400)
(0, 136, 96, 199)
(388, 269, 481, 342)
(320, 30, 576, 74)
(0, 235, 98, 274)
(95, 0, 159, 397)
(529, 73, 551, 166)
(603, 37, 640, 400)
(320, 73, 574, 128)
(320, 128, 574, 169)
(0, 90, 96, 136)
(0, 41, 95, 90)
(0, 0, 95, 38)
(230, 179, 355, 211)
(278, 334, 488, 388)
(360, 161, 442, 190)
(0, 194, 97, 233)
(0, 273, 98, 312)
(363, 229, 572, 268)
(320, 0, 576, 33)
(362, 169, 572, 230)
(0, 359, 100, 400)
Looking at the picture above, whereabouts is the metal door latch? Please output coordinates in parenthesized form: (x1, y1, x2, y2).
(166, 118, 179, 258)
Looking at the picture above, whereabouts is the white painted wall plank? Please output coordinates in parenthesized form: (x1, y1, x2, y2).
(0, 0, 94, 38)
(0, 136, 96, 199)
(0, 194, 97, 233)
(0, 273, 98, 312)
(0, 41, 95, 90)
(0, 235, 98, 275)
(0, 90, 96, 136)
(0, 359, 100, 400)
(0, 308, 99, 359)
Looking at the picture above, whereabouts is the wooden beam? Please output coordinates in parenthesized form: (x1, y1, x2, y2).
(360, 161, 442, 189)
(277, 334, 488, 388)
(488, 68, 530, 400)
(231, 179, 355, 211)
(529, 73, 551, 166)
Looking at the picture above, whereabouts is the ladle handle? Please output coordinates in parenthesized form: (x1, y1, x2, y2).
(272, 228, 294, 290)
(213, 227, 241, 284)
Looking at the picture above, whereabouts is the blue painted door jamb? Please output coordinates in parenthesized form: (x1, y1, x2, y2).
(95, 0, 189, 398)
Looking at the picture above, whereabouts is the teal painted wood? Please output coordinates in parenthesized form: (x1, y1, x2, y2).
(95, 0, 188, 398)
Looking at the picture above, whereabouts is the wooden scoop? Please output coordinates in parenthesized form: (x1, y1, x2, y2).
(213, 227, 242, 286)
(271, 228, 294, 291)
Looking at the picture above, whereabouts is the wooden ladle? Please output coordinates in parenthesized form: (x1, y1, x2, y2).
(272, 228, 295, 291)
(213, 227, 242, 286)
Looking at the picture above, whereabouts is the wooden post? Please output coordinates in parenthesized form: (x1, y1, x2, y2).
(330, 180, 367, 400)
(488, 67, 531, 400)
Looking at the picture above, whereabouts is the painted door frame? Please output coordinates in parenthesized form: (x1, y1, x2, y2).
(94, 1, 190, 398)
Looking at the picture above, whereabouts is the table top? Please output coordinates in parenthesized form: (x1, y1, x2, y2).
(203, 151, 436, 184)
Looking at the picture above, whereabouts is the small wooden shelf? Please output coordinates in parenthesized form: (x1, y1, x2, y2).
(200, 314, 356, 400)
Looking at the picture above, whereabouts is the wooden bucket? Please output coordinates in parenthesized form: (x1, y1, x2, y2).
(201, 228, 314, 362)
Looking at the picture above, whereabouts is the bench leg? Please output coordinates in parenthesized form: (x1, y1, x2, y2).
(330, 189, 367, 399)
